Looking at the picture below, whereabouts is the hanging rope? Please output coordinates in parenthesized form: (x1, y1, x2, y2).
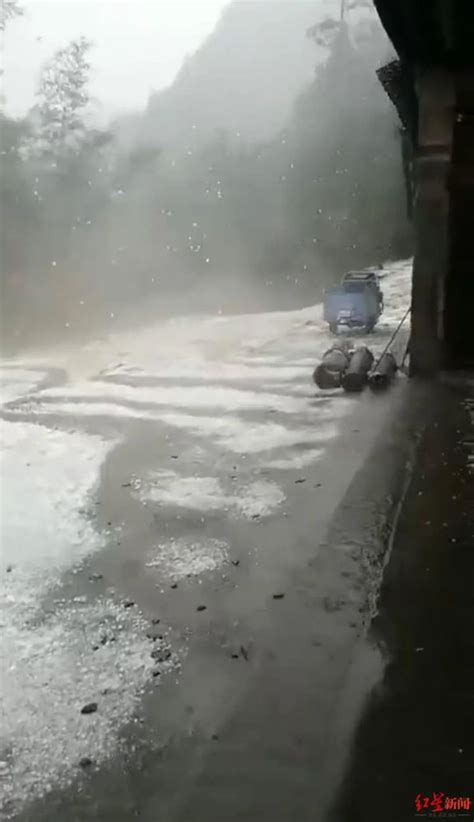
(373, 304, 411, 371)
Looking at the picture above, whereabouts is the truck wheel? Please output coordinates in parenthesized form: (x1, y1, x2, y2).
(329, 323, 338, 335)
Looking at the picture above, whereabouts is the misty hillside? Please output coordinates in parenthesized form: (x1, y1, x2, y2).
(115, 0, 386, 152)
(133, 0, 332, 149)
(1, 0, 411, 353)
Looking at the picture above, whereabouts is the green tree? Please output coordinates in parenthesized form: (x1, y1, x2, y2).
(32, 37, 93, 157)
(285, 17, 410, 279)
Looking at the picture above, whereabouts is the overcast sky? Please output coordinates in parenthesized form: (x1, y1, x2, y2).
(2, 0, 229, 119)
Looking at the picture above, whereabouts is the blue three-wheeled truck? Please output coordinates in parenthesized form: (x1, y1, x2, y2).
(323, 271, 384, 334)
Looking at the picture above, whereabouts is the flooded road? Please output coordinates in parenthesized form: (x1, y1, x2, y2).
(0, 262, 419, 820)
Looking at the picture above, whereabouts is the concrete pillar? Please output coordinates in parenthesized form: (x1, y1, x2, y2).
(409, 68, 455, 376)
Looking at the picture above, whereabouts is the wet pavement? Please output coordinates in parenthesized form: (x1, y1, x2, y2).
(4, 265, 473, 821)
(331, 375, 474, 822)
(4, 372, 472, 822)
(1, 371, 422, 822)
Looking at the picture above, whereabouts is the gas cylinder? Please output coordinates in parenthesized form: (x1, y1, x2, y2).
(341, 346, 374, 392)
(368, 352, 398, 390)
(313, 341, 353, 389)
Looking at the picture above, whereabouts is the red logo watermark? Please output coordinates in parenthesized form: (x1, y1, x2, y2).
(415, 793, 472, 817)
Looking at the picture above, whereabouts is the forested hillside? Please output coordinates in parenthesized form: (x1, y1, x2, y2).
(0, 0, 411, 350)
(141, 0, 324, 148)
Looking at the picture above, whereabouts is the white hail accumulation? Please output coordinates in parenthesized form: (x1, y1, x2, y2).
(132, 470, 286, 518)
(0, 258, 413, 813)
(0, 419, 175, 816)
(146, 538, 229, 581)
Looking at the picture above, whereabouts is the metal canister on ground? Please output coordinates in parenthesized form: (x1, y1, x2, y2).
(368, 352, 398, 390)
(313, 341, 353, 389)
(341, 346, 374, 392)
